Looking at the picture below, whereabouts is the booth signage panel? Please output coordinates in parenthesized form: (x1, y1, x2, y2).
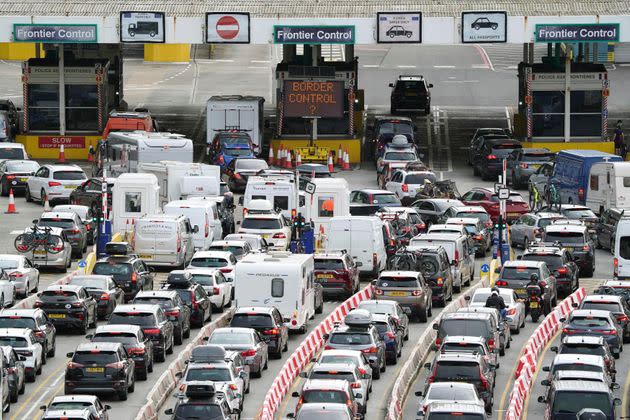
(13, 24, 97, 43)
(535, 23, 620, 42)
(461, 11, 507, 43)
(273, 26, 354, 44)
(206, 13, 250, 43)
(120, 12, 165, 43)
(531, 72, 606, 89)
(283, 80, 344, 118)
(38, 136, 86, 149)
(377, 12, 421, 43)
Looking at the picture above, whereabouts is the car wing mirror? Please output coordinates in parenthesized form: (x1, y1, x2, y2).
(542, 366, 550, 372)
(541, 379, 550, 386)
(424, 362, 431, 369)
(292, 391, 300, 397)
(164, 409, 173, 415)
(550, 346, 558, 353)
(537, 396, 546, 403)
(66, 352, 74, 358)
(299, 371, 308, 378)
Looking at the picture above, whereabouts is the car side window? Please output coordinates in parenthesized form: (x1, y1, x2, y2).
(461, 191, 475, 201)
(215, 273, 224, 284)
(418, 201, 434, 211)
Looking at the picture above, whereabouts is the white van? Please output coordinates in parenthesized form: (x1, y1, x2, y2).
(408, 232, 475, 291)
(243, 176, 302, 219)
(614, 219, 630, 280)
(235, 252, 315, 333)
(304, 178, 351, 236)
(325, 216, 387, 277)
(164, 200, 223, 250)
(111, 173, 160, 234)
(587, 162, 630, 213)
(133, 214, 196, 267)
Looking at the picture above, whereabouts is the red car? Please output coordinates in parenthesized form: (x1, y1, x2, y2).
(461, 187, 530, 223)
(313, 252, 360, 299)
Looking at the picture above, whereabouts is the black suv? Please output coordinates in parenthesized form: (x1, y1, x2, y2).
(433, 312, 501, 356)
(596, 208, 627, 251)
(93, 244, 154, 302)
(89, 324, 154, 380)
(230, 307, 288, 359)
(411, 246, 453, 301)
(65, 342, 135, 400)
(69, 177, 115, 212)
(537, 380, 621, 419)
(35, 285, 97, 334)
(520, 243, 579, 297)
(544, 223, 595, 277)
(161, 271, 212, 327)
(164, 382, 238, 420)
(472, 138, 522, 181)
(133, 290, 191, 345)
(389, 75, 432, 114)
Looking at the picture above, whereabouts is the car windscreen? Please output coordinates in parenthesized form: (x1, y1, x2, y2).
(73, 351, 118, 365)
(441, 342, 485, 355)
(302, 390, 348, 404)
(0, 317, 36, 330)
(208, 245, 245, 256)
(309, 371, 356, 382)
(49, 401, 96, 410)
(544, 232, 586, 244)
(189, 257, 228, 268)
(236, 159, 268, 171)
(521, 254, 563, 270)
(522, 152, 555, 162)
(563, 208, 597, 219)
(372, 194, 400, 204)
(580, 301, 622, 312)
(396, 81, 427, 93)
(92, 332, 138, 345)
(231, 314, 274, 328)
(52, 171, 86, 181)
(569, 317, 611, 328)
(319, 355, 359, 366)
(189, 274, 215, 286)
(241, 218, 282, 230)
(184, 367, 231, 382)
(539, 218, 566, 229)
(329, 332, 372, 345)
(560, 344, 606, 356)
(314, 258, 345, 270)
(457, 212, 490, 222)
(551, 391, 613, 418)
(439, 319, 489, 338)
(0, 259, 19, 270)
(405, 173, 437, 184)
(208, 332, 253, 346)
(384, 151, 417, 161)
(500, 267, 539, 281)
(377, 276, 419, 288)
(93, 262, 132, 276)
(434, 361, 480, 381)
(38, 219, 75, 229)
(0, 337, 27, 347)
(377, 122, 413, 136)
(5, 161, 39, 173)
(109, 312, 156, 327)
(174, 404, 223, 419)
(40, 290, 79, 301)
(133, 297, 174, 309)
(374, 322, 392, 335)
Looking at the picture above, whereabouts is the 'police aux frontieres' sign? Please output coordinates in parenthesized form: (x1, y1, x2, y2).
(535, 23, 619, 43)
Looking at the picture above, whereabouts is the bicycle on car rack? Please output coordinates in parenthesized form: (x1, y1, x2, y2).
(14, 220, 65, 254)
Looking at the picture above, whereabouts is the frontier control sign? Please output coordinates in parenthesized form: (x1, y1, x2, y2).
(14, 24, 97, 43)
(274, 26, 354, 44)
(535, 24, 620, 42)
(283, 80, 344, 118)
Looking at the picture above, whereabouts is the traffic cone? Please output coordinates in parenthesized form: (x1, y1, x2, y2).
(342, 149, 350, 170)
(286, 150, 293, 169)
(87, 145, 94, 163)
(57, 144, 66, 164)
(337, 144, 343, 165)
(327, 154, 334, 173)
(296, 151, 302, 167)
(268, 145, 275, 166)
(4, 189, 17, 214)
(280, 144, 286, 167)
(43, 193, 51, 211)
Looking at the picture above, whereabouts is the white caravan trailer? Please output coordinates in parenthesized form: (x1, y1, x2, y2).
(111, 173, 160, 234)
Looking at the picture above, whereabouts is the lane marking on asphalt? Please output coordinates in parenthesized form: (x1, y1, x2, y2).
(497, 341, 525, 415)
(622, 355, 630, 418)
(433, 65, 455, 69)
(397, 65, 416, 68)
(520, 329, 560, 420)
(505, 106, 513, 133)
(21, 370, 65, 419)
(473, 44, 495, 72)
(362, 64, 380, 68)
(251, 60, 270, 64)
(11, 360, 67, 420)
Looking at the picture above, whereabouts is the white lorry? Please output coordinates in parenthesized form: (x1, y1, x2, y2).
(111, 173, 160, 234)
(234, 252, 315, 333)
(138, 161, 221, 207)
(207, 95, 265, 154)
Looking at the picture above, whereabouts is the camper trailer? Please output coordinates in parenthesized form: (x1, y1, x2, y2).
(111, 173, 160, 234)
(243, 175, 302, 219)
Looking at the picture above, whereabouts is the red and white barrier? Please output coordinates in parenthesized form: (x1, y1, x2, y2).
(505, 287, 587, 420)
(260, 286, 374, 420)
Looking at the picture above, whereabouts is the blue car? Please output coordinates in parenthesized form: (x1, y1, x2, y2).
(213, 143, 255, 170)
(371, 313, 402, 365)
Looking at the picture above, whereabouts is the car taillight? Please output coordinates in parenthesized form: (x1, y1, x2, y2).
(16, 244, 29, 252)
(205, 224, 209, 238)
(272, 232, 286, 239)
(474, 234, 483, 240)
(506, 308, 516, 315)
(479, 366, 490, 390)
(324, 345, 333, 350)
(401, 184, 408, 192)
(213, 287, 220, 295)
(71, 302, 83, 308)
(495, 280, 508, 286)
(105, 361, 125, 369)
(9, 272, 24, 278)
(34, 331, 45, 338)
(127, 347, 145, 355)
(241, 349, 256, 357)
(69, 229, 81, 234)
(5, 175, 15, 180)
(51, 245, 64, 252)
(218, 155, 225, 165)
(18, 350, 32, 357)
(615, 258, 619, 276)
(562, 328, 574, 335)
(597, 329, 617, 335)
(578, 187, 584, 200)
(351, 382, 361, 389)
(100, 293, 110, 301)
(234, 173, 241, 179)
(85, 224, 91, 231)
(220, 268, 233, 273)
(519, 163, 528, 169)
(48, 181, 61, 187)
(191, 292, 198, 310)
(412, 290, 422, 296)
(33, 301, 43, 308)
(487, 339, 495, 351)
(385, 331, 396, 339)
(454, 250, 459, 263)
(556, 267, 568, 275)
(66, 361, 84, 369)
(375, 288, 383, 295)
(143, 328, 161, 335)
(177, 237, 181, 253)
(358, 368, 366, 375)
(487, 154, 497, 160)
(617, 315, 629, 322)
(165, 310, 180, 317)
(263, 328, 280, 335)
(131, 272, 137, 284)
(582, 245, 590, 251)
(229, 384, 238, 391)
(361, 347, 378, 354)
(435, 337, 441, 346)
(436, 277, 443, 286)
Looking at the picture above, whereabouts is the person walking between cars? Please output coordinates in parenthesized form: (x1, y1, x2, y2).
(614, 120, 625, 159)
(485, 287, 507, 320)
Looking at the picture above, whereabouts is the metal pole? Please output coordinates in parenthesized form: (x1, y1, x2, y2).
(59, 45, 66, 135)
(564, 53, 571, 142)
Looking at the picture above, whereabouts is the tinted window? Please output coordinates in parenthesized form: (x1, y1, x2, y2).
(231, 314, 274, 328)
(0, 337, 27, 347)
(439, 319, 489, 337)
(314, 259, 345, 270)
(372, 194, 400, 204)
(302, 390, 348, 404)
(619, 237, 630, 260)
(92, 333, 139, 345)
(581, 301, 622, 312)
(73, 351, 118, 365)
(174, 404, 223, 420)
(405, 173, 437, 184)
(241, 218, 282, 229)
(274, 196, 289, 210)
(40, 290, 79, 301)
(377, 276, 419, 288)
(189, 257, 228, 268)
(329, 332, 372, 345)
(223, 147, 252, 156)
(208, 332, 254, 346)
(427, 415, 484, 420)
(500, 267, 539, 281)
(522, 152, 555, 161)
(52, 171, 85, 181)
(0, 317, 36, 330)
(93, 262, 132, 276)
(434, 361, 480, 380)
(0, 148, 25, 160)
(109, 312, 156, 327)
(374, 322, 391, 334)
(551, 392, 612, 417)
(271, 278, 284, 298)
(545, 232, 585, 244)
(5, 161, 38, 172)
(133, 297, 174, 309)
(184, 367, 231, 382)
(569, 317, 611, 328)
(521, 255, 562, 270)
(309, 371, 356, 382)
(384, 152, 417, 161)
(38, 219, 75, 229)
(560, 344, 606, 356)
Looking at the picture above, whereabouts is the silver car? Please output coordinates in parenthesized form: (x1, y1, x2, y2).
(301, 362, 368, 414)
(469, 287, 526, 334)
(0, 255, 39, 298)
(509, 212, 566, 249)
(314, 349, 373, 394)
(206, 327, 268, 378)
(506, 148, 555, 190)
(20, 227, 72, 272)
(416, 382, 484, 415)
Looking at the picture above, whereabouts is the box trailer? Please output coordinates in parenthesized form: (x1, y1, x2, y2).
(207, 95, 265, 154)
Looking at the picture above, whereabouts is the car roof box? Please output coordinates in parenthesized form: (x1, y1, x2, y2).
(185, 382, 216, 398)
(105, 242, 131, 256)
(391, 135, 409, 146)
(344, 309, 372, 327)
(190, 345, 227, 363)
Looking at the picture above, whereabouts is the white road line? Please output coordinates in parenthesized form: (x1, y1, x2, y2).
(247, 66, 268, 69)
(619, 63, 630, 67)
(433, 65, 455, 69)
(506, 65, 518, 69)
(9, 230, 22, 235)
(250, 60, 270, 64)
(443, 80, 479, 84)
(208, 59, 234, 63)
(22, 372, 64, 419)
(397, 65, 416, 68)
(474, 44, 495, 72)
(471, 64, 490, 69)
(362, 64, 380, 68)
(505, 106, 513, 133)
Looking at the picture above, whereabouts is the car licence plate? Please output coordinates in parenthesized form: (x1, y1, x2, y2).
(64, 185, 76, 189)
(139, 254, 152, 260)
(405, 92, 417, 96)
(34, 250, 46, 255)
(48, 314, 66, 319)
(508, 212, 520, 217)
(531, 164, 540, 169)
(87, 367, 104, 373)
(317, 274, 334, 279)
(20, 177, 28, 182)
(388, 291, 407, 297)
(515, 288, 526, 295)
(530, 302, 539, 308)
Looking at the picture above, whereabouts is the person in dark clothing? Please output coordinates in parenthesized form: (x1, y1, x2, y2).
(485, 287, 507, 319)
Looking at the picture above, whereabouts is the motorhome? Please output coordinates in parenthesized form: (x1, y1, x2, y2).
(586, 161, 630, 213)
(164, 200, 223, 250)
(242, 175, 303, 219)
(234, 252, 315, 333)
(304, 178, 350, 235)
(111, 173, 160, 234)
(138, 161, 221, 207)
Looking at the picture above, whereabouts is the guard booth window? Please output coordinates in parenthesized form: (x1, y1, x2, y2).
(532, 91, 564, 137)
(65, 85, 99, 131)
(28, 84, 60, 131)
(570, 91, 602, 137)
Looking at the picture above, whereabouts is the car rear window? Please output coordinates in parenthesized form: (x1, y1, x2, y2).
(426, 385, 476, 401)
(0, 317, 36, 330)
(372, 194, 400, 204)
(441, 342, 485, 355)
(314, 258, 345, 270)
(231, 313, 274, 328)
(580, 301, 622, 312)
(208, 245, 245, 256)
(377, 121, 413, 136)
(491, 142, 521, 150)
(439, 319, 489, 338)
(434, 361, 480, 381)
(189, 257, 228, 268)
(6, 161, 39, 173)
(427, 415, 484, 420)
(456, 212, 490, 222)
(109, 312, 156, 327)
(41, 290, 79, 301)
(236, 159, 267, 171)
(319, 355, 358, 365)
(490, 193, 524, 202)
(0, 148, 25, 160)
(70, 278, 108, 290)
(53, 171, 85, 181)
(73, 351, 118, 365)
(329, 332, 372, 345)
(92, 332, 139, 345)
(539, 218, 565, 229)
(374, 322, 392, 335)
(93, 262, 132, 276)
(552, 391, 612, 417)
(500, 267, 539, 281)
(302, 390, 348, 405)
(384, 152, 417, 161)
(570, 317, 610, 328)
(209, 332, 253, 346)
(174, 404, 223, 419)
(241, 218, 282, 230)
(358, 302, 395, 316)
(377, 276, 419, 288)
(309, 371, 356, 382)
(545, 231, 585, 244)
(560, 344, 606, 356)
(38, 219, 75, 229)
(0, 337, 27, 347)
(552, 363, 602, 374)
(396, 80, 427, 93)
(523, 152, 555, 161)
(405, 173, 437, 184)
(521, 254, 562, 270)
(0, 259, 19, 270)
(563, 208, 597, 218)
(189, 274, 214, 286)
(185, 367, 231, 382)
(133, 297, 174, 309)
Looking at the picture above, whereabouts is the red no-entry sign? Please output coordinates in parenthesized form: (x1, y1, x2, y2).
(216, 16, 240, 40)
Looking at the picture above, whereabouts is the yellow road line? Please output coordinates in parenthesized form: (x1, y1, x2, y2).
(520, 329, 560, 420)
(11, 360, 67, 420)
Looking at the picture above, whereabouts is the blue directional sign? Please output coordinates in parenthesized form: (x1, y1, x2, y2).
(78, 260, 86, 268)
(481, 263, 490, 273)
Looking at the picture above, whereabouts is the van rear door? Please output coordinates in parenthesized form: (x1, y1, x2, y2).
(136, 219, 177, 263)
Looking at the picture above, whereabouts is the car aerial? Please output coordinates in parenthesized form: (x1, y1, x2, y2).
(472, 138, 522, 181)
(133, 290, 191, 345)
(300, 362, 368, 415)
(596, 208, 627, 251)
(506, 147, 555, 189)
(0, 159, 39, 196)
(509, 212, 567, 248)
(291, 379, 361, 418)
(229, 306, 288, 359)
(468, 131, 510, 166)
(410, 198, 465, 225)
(40, 395, 111, 420)
(550, 336, 616, 381)
(423, 352, 496, 413)
(161, 271, 212, 327)
(223, 233, 268, 253)
(424, 402, 488, 420)
(384, 169, 437, 206)
(416, 382, 485, 415)
(166, 381, 239, 420)
(313, 349, 373, 392)
(349, 189, 401, 216)
(208, 239, 253, 260)
(578, 295, 630, 343)
(543, 353, 612, 383)
(108, 303, 174, 362)
(25, 164, 87, 205)
(537, 380, 621, 420)
(52, 204, 97, 245)
(520, 243, 580, 297)
(206, 327, 268, 378)
(469, 287, 526, 334)
(1, 345, 25, 403)
(314, 251, 361, 299)
(92, 246, 155, 302)
(560, 309, 623, 358)
(0, 254, 38, 298)
(389, 75, 432, 115)
(370, 313, 402, 365)
(19, 226, 72, 273)
(357, 299, 409, 342)
(433, 312, 501, 356)
(372, 271, 432, 321)
(471, 17, 498, 30)
(544, 223, 595, 277)
(461, 187, 530, 223)
(324, 310, 386, 379)
(65, 342, 135, 400)
(68, 275, 124, 319)
(496, 260, 558, 311)
(0, 308, 56, 358)
(34, 284, 97, 334)
(433, 335, 498, 371)
(222, 157, 268, 192)
(0, 327, 43, 382)
(184, 267, 233, 311)
(88, 324, 154, 380)
(68, 177, 115, 212)
(444, 217, 491, 257)
(238, 211, 292, 250)
(36, 211, 88, 258)
(189, 250, 237, 282)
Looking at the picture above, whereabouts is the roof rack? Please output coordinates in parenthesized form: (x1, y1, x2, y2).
(188, 345, 229, 363)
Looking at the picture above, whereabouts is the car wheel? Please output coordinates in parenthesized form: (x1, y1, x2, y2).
(523, 237, 529, 250)
(40, 189, 47, 205)
(166, 336, 174, 354)
(90, 308, 97, 328)
(26, 370, 35, 382)
(33, 276, 39, 293)
(25, 186, 32, 202)
(474, 24, 480, 30)
(118, 387, 128, 401)
(47, 338, 56, 357)
(18, 379, 24, 394)
(148, 357, 154, 372)
(183, 323, 191, 339)
(419, 305, 428, 323)
(36, 358, 42, 375)
(512, 324, 520, 335)
(42, 347, 47, 365)
(128, 374, 135, 392)
(428, 301, 433, 317)
(79, 318, 88, 334)
(372, 364, 381, 379)
(10, 388, 17, 403)
(473, 164, 480, 176)
(138, 365, 148, 380)
(380, 358, 386, 373)
(454, 277, 462, 293)
(499, 345, 506, 356)
(0, 180, 7, 197)
(175, 328, 183, 345)
(283, 339, 288, 352)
